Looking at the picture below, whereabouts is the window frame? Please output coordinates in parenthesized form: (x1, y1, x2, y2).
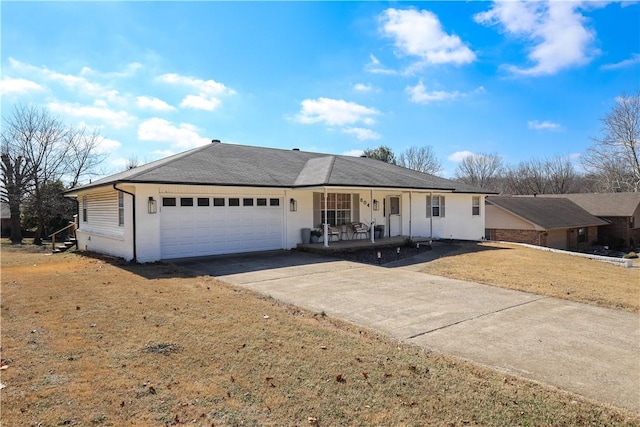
(472, 196, 480, 216)
(319, 193, 352, 226)
(577, 227, 587, 243)
(162, 197, 177, 207)
(426, 195, 445, 218)
(118, 192, 125, 226)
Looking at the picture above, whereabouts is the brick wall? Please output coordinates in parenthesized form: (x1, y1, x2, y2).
(598, 217, 638, 249)
(566, 226, 598, 251)
(490, 229, 546, 246)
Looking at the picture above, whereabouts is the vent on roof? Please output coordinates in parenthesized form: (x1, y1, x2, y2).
(360, 155, 367, 158)
(292, 148, 300, 151)
(211, 139, 221, 143)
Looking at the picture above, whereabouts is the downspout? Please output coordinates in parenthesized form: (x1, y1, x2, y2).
(370, 189, 374, 243)
(323, 188, 329, 248)
(113, 184, 136, 262)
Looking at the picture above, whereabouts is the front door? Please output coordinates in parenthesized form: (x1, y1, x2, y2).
(387, 196, 401, 237)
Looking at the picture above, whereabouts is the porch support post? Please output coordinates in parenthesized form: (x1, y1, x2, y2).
(409, 191, 413, 238)
(370, 189, 375, 243)
(323, 188, 329, 248)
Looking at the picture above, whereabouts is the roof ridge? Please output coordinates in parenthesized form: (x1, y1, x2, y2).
(324, 155, 336, 184)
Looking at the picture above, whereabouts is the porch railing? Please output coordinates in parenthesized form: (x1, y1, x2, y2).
(48, 215, 78, 252)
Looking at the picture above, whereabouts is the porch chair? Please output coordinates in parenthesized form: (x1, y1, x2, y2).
(351, 222, 369, 240)
(327, 226, 341, 242)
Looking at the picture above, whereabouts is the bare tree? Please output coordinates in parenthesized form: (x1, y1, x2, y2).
(67, 127, 108, 188)
(454, 152, 503, 190)
(397, 146, 442, 175)
(582, 91, 640, 192)
(503, 155, 579, 195)
(1, 104, 106, 244)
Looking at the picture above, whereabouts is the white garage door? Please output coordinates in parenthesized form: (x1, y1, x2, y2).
(160, 196, 284, 259)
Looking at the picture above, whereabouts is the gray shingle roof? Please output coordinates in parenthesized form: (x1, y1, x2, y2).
(68, 142, 493, 194)
(487, 196, 609, 230)
(539, 193, 640, 217)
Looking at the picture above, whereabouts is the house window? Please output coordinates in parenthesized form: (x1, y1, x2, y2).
(578, 227, 587, 243)
(197, 198, 210, 207)
(243, 198, 254, 206)
(229, 198, 240, 207)
(82, 196, 88, 222)
(472, 196, 480, 216)
(269, 198, 280, 207)
(319, 193, 351, 226)
(163, 197, 176, 207)
(180, 198, 193, 207)
(257, 198, 267, 206)
(118, 192, 124, 226)
(213, 198, 225, 207)
(426, 195, 445, 217)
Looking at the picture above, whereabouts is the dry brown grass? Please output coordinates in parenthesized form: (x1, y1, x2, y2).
(1, 244, 639, 426)
(419, 242, 640, 314)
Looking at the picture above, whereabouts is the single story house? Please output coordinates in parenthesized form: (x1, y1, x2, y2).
(485, 196, 609, 250)
(65, 141, 492, 262)
(541, 193, 640, 249)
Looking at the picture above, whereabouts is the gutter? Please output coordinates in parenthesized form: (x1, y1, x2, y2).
(113, 184, 136, 262)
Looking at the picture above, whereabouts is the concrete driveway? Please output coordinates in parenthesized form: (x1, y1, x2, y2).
(174, 250, 640, 413)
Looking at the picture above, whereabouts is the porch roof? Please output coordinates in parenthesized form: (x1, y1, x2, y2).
(67, 142, 493, 195)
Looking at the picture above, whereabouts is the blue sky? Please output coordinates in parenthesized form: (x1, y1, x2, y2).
(1, 1, 638, 179)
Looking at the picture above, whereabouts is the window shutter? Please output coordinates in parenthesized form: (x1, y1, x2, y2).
(441, 196, 445, 218)
(426, 196, 431, 218)
(352, 193, 359, 223)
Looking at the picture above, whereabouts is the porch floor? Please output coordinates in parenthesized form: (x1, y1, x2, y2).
(296, 235, 433, 253)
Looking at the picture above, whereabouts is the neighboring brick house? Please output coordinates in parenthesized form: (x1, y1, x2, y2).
(542, 193, 640, 250)
(485, 196, 608, 251)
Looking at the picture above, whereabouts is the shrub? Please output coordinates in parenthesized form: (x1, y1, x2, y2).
(623, 252, 638, 259)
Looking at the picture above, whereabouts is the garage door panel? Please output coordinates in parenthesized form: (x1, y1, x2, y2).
(161, 196, 284, 258)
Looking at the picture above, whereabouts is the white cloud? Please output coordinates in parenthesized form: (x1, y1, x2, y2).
(474, 1, 599, 76)
(95, 137, 122, 154)
(365, 54, 398, 75)
(152, 149, 176, 158)
(342, 127, 381, 141)
(406, 81, 485, 104)
(354, 83, 373, 92)
(406, 81, 460, 104)
(137, 118, 210, 149)
(601, 53, 640, 70)
(448, 150, 474, 162)
(528, 120, 561, 131)
(158, 72, 235, 111)
(8, 57, 123, 102)
(179, 94, 221, 111)
(0, 77, 44, 95)
(136, 96, 176, 111)
(293, 97, 379, 126)
(342, 149, 365, 157)
(379, 8, 476, 68)
(48, 101, 135, 129)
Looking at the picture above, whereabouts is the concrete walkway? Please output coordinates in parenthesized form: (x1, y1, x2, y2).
(175, 251, 640, 413)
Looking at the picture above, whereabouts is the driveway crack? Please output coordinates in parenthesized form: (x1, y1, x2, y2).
(406, 296, 548, 340)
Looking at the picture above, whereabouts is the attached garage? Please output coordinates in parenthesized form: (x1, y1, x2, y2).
(160, 195, 284, 259)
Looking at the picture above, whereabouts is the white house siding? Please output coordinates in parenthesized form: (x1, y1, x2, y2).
(75, 187, 134, 260)
(423, 193, 486, 241)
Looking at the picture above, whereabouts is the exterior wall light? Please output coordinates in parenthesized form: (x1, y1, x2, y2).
(148, 197, 157, 214)
(373, 199, 379, 211)
(290, 198, 297, 212)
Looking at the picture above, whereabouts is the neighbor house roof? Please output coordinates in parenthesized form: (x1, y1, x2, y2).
(539, 193, 640, 217)
(67, 142, 493, 194)
(486, 196, 609, 230)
